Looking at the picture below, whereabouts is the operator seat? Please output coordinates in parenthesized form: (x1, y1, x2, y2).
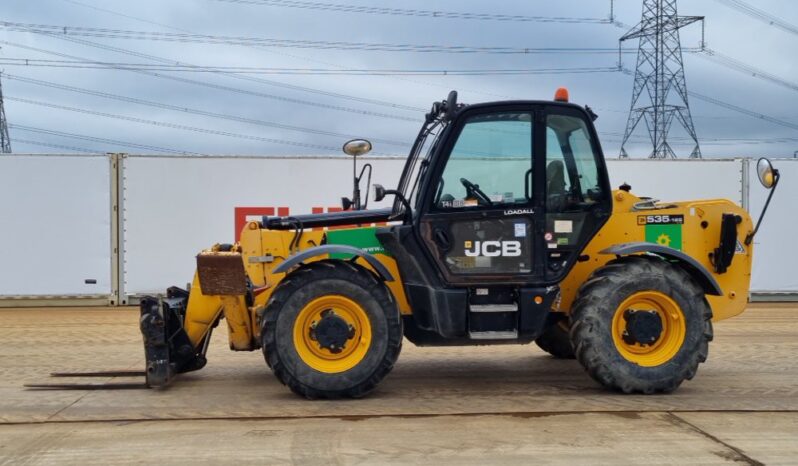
(546, 160, 567, 211)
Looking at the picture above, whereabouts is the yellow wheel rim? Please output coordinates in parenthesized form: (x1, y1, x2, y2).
(292, 295, 372, 374)
(611, 291, 686, 367)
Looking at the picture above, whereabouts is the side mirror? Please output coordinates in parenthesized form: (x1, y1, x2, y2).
(756, 157, 778, 189)
(746, 158, 781, 245)
(372, 184, 413, 224)
(341, 197, 353, 210)
(373, 184, 386, 202)
(342, 139, 372, 210)
(343, 139, 372, 157)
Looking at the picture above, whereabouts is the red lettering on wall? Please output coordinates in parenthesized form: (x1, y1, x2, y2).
(234, 205, 389, 242)
(312, 206, 347, 230)
(234, 206, 289, 241)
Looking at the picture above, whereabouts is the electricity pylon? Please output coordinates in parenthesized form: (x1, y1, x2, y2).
(619, 0, 703, 159)
(0, 73, 10, 153)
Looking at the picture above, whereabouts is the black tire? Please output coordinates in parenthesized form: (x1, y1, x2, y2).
(570, 256, 713, 394)
(261, 260, 402, 399)
(535, 321, 575, 359)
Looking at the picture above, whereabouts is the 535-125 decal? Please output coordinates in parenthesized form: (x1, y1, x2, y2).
(637, 214, 684, 225)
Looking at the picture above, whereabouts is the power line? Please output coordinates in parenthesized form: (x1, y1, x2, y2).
(6, 8, 792, 155)
(0, 39, 420, 121)
(54, 0, 524, 101)
(60, 0, 187, 31)
(1, 22, 643, 54)
(695, 48, 798, 94)
(688, 91, 798, 132)
(32, 35, 424, 113)
(602, 131, 798, 144)
(9, 123, 207, 155)
(616, 67, 798, 133)
(5, 95, 399, 154)
(3, 73, 411, 146)
(7, 27, 638, 118)
(56, 0, 448, 108)
(11, 137, 102, 154)
(0, 59, 622, 76)
(6, 18, 429, 112)
(603, 137, 794, 147)
(711, 0, 798, 37)
(212, 0, 614, 24)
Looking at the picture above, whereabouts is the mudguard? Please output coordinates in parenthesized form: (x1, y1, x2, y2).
(600, 242, 722, 296)
(273, 244, 395, 282)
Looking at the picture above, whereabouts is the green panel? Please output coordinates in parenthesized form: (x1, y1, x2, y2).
(326, 227, 388, 258)
(645, 224, 682, 251)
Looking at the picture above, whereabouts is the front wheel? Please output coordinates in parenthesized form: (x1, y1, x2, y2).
(570, 256, 713, 394)
(262, 260, 402, 399)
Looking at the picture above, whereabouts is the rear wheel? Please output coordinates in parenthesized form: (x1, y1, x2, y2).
(535, 320, 575, 359)
(570, 256, 713, 394)
(262, 260, 402, 399)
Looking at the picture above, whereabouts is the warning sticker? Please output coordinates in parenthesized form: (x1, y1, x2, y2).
(514, 223, 526, 238)
(554, 220, 573, 233)
(735, 240, 746, 255)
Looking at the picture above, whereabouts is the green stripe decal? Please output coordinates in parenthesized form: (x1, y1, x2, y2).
(326, 227, 388, 258)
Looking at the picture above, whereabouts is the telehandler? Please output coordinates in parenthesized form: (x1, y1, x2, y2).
(136, 89, 779, 398)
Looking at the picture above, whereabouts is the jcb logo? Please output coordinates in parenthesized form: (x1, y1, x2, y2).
(464, 240, 522, 257)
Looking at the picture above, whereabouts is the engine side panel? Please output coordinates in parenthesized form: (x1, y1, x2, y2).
(557, 190, 754, 321)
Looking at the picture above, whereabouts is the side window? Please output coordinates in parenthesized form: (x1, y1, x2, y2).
(546, 114, 603, 211)
(434, 112, 532, 209)
(569, 129, 600, 198)
(546, 127, 572, 195)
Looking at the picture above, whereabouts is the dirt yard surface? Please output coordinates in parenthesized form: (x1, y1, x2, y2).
(0, 303, 796, 465)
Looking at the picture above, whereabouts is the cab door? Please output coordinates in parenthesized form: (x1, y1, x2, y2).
(542, 107, 612, 282)
(416, 107, 544, 286)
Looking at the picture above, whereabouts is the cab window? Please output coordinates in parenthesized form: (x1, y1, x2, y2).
(433, 112, 532, 209)
(546, 114, 603, 212)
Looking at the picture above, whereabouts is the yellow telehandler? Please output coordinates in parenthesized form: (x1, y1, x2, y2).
(81, 89, 785, 398)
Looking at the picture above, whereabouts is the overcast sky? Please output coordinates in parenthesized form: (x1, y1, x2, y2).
(1, 0, 796, 158)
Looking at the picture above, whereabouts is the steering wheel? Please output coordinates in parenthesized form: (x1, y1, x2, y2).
(460, 177, 493, 206)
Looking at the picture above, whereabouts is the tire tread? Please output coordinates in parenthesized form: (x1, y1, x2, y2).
(261, 260, 402, 399)
(570, 255, 713, 394)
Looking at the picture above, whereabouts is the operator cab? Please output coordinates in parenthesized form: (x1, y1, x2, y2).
(375, 90, 612, 343)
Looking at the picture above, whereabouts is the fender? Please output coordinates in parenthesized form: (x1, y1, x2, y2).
(600, 242, 722, 296)
(272, 244, 395, 282)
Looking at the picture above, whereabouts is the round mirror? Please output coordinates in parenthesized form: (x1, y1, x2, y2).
(756, 157, 777, 189)
(342, 139, 372, 157)
(372, 184, 386, 202)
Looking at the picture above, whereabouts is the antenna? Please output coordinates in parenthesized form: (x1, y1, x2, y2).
(619, 0, 703, 159)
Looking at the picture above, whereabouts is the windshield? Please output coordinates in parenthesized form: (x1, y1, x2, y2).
(433, 112, 532, 209)
(394, 119, 448, 214)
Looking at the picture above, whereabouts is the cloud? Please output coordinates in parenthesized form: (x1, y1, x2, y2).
(2, 0, 796, 158)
